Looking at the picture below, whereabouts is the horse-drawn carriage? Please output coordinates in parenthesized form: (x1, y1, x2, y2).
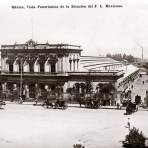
(84, 99, 99, 109)
(43, 98, 68, 109)
(41, 91, 68, 109)
(77, 93, 100, 109)
(125, 101, 137, 115)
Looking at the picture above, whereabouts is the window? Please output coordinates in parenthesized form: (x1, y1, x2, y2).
(9, 63, 13, 73)
(51, 63, 56, 73)
(29, 63, 34, 73)
(40, 63, 44, 72)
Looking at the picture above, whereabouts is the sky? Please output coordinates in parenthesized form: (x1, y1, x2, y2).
(0, 0, 148, 58)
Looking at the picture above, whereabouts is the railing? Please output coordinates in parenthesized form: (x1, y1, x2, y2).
(68, 70, 124, 76)
(1, 70, 124, 77)
(1, 71, 68, 76)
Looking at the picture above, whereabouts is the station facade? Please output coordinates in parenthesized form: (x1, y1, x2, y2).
(0, 39, 125, 101)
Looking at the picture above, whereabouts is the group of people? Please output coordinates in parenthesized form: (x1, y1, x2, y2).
(33, 87, 67, 109)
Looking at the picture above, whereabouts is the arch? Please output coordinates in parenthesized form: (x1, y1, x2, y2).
(34, 59, 40, 72)
(23, 61, 29, 72)
(45, 60, 50, 72)
(13, 59, 19, 72)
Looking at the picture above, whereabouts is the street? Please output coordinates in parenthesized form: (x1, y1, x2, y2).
(0, 103, 147, 148)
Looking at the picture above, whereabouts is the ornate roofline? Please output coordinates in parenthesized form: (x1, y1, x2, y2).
(1, 39, 82, 50)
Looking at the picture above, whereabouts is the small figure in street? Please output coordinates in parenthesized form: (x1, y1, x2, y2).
(11, 84, 19, 102)
(34, 93, 38, 105)
(117, 103, 120, 109)
(127, 118, 130, 129)
(124, 118, 131, 129)
(34, 98, 38, 105)
(131, 85, 133, 89)
(45, 98, 50, 108)
(34, 89, 41, 105)
(18, 96, 23, 104)
(34, 84, 41, 106)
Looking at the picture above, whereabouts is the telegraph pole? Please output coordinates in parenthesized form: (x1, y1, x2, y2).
(135, 41, 143, 61)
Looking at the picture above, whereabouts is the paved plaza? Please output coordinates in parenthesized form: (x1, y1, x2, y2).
(0, 103, 147, 148)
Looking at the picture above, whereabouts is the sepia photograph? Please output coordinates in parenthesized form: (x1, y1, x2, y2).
(0, 0, 148, 147)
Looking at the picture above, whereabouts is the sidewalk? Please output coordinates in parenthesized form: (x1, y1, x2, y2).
(4, 101, 148, 111)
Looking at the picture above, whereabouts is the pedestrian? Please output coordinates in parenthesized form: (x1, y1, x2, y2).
(18, 96, 23, 104)
(127, 118, 130, 129)
(117, 103, 120, 109)
(34, 88, 41, 105)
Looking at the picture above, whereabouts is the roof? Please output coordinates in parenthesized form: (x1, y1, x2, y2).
(79, 56, 123, 72)
(117, 64, 139, 88)
(1, 39, 82, 51)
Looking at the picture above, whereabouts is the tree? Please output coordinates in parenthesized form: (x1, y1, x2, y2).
(85, 80, 93, 93)
(74, 83, 80, 93)
(66, 87, 73, 95)
(106, 53, 111, 58)
(96, 83, 115, 105)
(99, 83, 115, 94)
(122, 126, 147, 148)
(106, 53, 136, 63)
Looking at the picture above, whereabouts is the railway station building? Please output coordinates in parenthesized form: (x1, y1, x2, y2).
(0, 39, 139, 103)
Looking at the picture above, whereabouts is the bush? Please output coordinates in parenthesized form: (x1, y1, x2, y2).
(122, 126, 147, 148)
(73, 144, 85, 148)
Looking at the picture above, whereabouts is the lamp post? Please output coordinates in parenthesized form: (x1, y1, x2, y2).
(19, 58, 23, 103)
